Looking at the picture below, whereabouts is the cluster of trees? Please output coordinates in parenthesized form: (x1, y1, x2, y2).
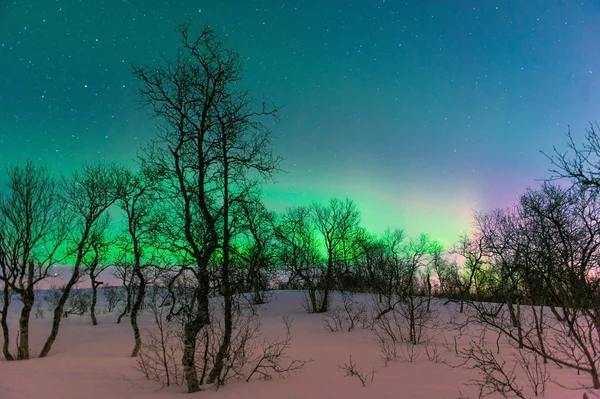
(1, 21, 599, 393)
(461, 127, 600, 389)
(0, 24, 440, 392)
(0, 24, 281, 392)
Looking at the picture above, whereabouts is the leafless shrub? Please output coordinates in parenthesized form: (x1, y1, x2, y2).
(189, 301, 311, 388)
(135, 291, 183, 387)
(34, 301, 44, 319)
(471, 183, 600, 389)
(400, 341, 421, 363)
(394, 296, 439, 345)
(194, 302, 263, 386)
(424, 341, 444, 363)
(514, 350, 551, 397)
(372, 301, 402, 343)
(371, 301, 404, 365)
(338, 355, 375, 387)
(459, 339, 526, 399)
(372, 295, 438, 344)
(323, 291, 366, 332)
(323, 305, 346, 332)
(65, 289, 92, 316)
(340, 292, 367, 332)
(372, 326, 398, 366)
(45, 286, 92, 317)
(371, 294, 440, 366)
(246, 316, 313, 382)
(443, 335, 460, 355)
(360, 305, 376, 330)
(43, 286, 63, 312)
(101, 283, 125, 313)
(301, 288, 331, 314)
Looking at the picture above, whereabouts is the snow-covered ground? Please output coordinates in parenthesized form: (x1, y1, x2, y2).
(0, 290, 593, 399)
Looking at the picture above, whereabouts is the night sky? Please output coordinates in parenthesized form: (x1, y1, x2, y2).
(1, 1, 599, 247)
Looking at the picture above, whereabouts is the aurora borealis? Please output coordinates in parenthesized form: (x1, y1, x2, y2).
(1, 1, 599, 247)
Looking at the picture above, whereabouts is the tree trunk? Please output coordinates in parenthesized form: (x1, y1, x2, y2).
(318, 289, 330, 313)
(426, 274, 432, 313)
(130, 268, 146, 357)
(307, 287, 318, 313)
(250, 265, 265, 304)
(592, 367, 600, 389)
(17, 290, 34, 359)
(117, 283, 132, 324)
(182, 319, 201, 392)
(207, 279, 232, 385)
(39, 266, 80, 357)
(90, 278, 100, 326)
(252, 289, 264, 305)
(182, 285, 210, 393)
(1, 285, 14, 361)
(208, 146, 233, 385)
(409, 297, 416, 344)
(317, 257, 334, 313)
(532, 305, 548, 363)
(508, 300, 524, 349)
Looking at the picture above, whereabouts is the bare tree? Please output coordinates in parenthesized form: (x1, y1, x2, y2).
(40, 162, 123, 358)
(0, 237, 11, 360)
(232, 199, 277, 304)
(82, 222, 113, 326)
(136, 286, 183, 387)
(472, 183, 600, 388)
(118, 166, 162, 357)
(0, 161, 68, 360)
(133, 23, 279, 392)
(101, 283, 125, 313)
(451, 234, 488, 313)
(544, 123, 600, 191)
(112, 248, 140, 324)
(310, 197, 361, 313)
(338, 355, 375, 387)
(373, 233, 432, 319)
(273, 206, 324, 311)
(364, 228, 406, 308)
(207, 68, 280, 384)
(458, 338, 527, 399)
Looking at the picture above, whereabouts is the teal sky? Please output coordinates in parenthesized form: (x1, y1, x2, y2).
(1, 1, 599, 248)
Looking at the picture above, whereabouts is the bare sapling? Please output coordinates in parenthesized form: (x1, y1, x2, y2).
(44, 286, 63, 313)
(82, 225, 112, 325)
(514, 350, 551, 397)
(424, 341, 444, 363)
(338, 355, 375, 387)
(323, 291, 366, 332)
(136, 288, 183, 387)
(117, 165, 162, 357)
(113, 263, 136, 323)
(101, 284, 125, 313)
(34, 300, 44, 320)
(45, 284, 90, 317)
(196, 299, 263, 387)
(246, 316, 313, 382)
(190, 298, 311, 388)
(458, 338, 527, 399)
(65, 288, 92, 317)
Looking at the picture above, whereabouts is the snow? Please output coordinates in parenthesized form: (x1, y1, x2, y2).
(0, 290, 593, 399)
